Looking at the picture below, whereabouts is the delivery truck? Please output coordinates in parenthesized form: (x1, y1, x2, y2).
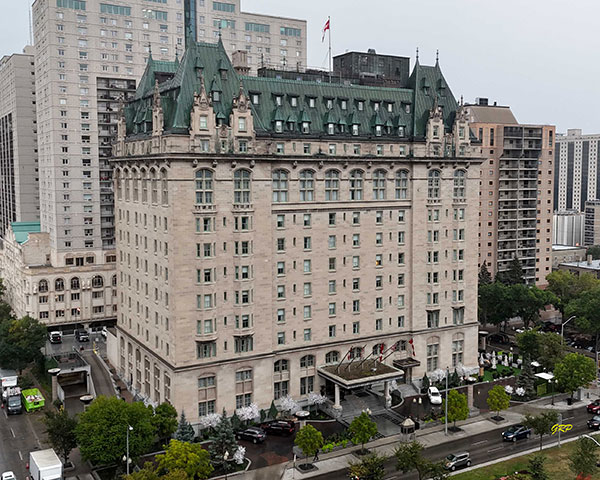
(29, 449, 62, 480)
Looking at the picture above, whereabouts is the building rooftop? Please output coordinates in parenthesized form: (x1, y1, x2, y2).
(560, 259, 600, 270)
(552, 244, 586, 251)
(466, 103, 518, 124)
(318, 359, 403, 389)
(10, 222, 41, 244)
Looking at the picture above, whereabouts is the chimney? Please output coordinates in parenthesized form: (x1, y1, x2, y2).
(588, 254, 593, 265)
(232, 50, 250, 75)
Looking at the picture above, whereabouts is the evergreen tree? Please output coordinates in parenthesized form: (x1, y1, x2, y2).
(516, 357, 536, 399)
(502, 257, 525, 285)
(421, 373, 430, 393)
(478, 262, 492, 285)
(208, 409, 238, 470)
(174, 411, 195, 443)
(528, 454, 549, 480)
(268, 400, 279, 420)
(569, 437, 599, 478)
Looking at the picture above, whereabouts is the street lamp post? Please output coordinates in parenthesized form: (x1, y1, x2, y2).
(581, 434, 600, 447)
(125, 425, 133, 475)
(445, 366, 449, 436)
(223, 450, 230, 480)
(561, 315, 576, 345)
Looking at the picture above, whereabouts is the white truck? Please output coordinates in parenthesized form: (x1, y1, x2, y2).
(29, 449, 62, 480)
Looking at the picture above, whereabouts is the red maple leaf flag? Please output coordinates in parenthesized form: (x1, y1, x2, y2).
(322, 18, 330, 42)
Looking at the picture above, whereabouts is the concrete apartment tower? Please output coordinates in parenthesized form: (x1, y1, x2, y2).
(0, 0, 305, 330)
(466, 99, 555, 285)
(0, 47, 39, 238)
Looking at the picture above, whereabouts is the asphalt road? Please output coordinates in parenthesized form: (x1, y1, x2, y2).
(311, 407, 592, 480)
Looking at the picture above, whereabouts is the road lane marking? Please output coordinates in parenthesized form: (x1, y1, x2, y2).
(472, 440, 488, 446)
(18, 451, 22, 461)
(10, 428, 15, 438)
(487, 446, 504, 453)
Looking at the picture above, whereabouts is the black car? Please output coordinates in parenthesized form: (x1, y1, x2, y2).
(236, 427, 266, 444)
(488, 333, 510, 345)
(75, 329, 90, 342)
(588, 415, 600, 430)
(502, 425, 531, 442)
(260, 420, 296, 436)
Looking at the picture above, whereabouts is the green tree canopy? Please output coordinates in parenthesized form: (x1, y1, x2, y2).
(156, 439, 213, 480)
(174, 411, 195, 443)
(546, 270, 600, 314)
(208, 410, 237, 468)
(478, 282, 515, 327)
(587, 245, 600, 260)
(76, 396, 156, 465)
(294, 424, 323, 463)
(510, 285, 556, 329)
(486, 385, 510, 419)
(443, 390, 469, 429)
(528, 453, 549, 480)
(153, 403, 178, 445)
(516, 331, 565, 371)
(394, 441, 447, 480)
(523, 411, 558, 451)
(0, 315, 46, 373)
(569, 437, 599, 478)
(348, 411, 378, 452)
(479, 262, 492, 285)
(516, 358, 537, 399)
(347, 453, 387, 480)
(496, 257, 525, 285)
(566, 285, 600, 363)
(44, 409, 78, 464)
(554, 353, 596, 399)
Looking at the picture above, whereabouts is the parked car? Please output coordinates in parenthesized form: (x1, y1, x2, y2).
(235, 427, 266, 444)
(541, 322, 559, 333)
(75, 329, 89, 342)
(588, 400, 600, 414)
(444, 452, 471, 471)
(48, 331, 62, 344)
(2, 472, 17, 480)
(587, 415, 600, 430)
(101, 326, 108, 339)
(260, 420, 295, 435)
(487, 333, 510, 345)
(427, 387, 442, 405)
(502, 425, 531, 442)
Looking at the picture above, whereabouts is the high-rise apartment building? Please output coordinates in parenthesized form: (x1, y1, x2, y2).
(107, 39, 483, 422)
(0, 47, 39, 238)
(553, 210, 584, 246)
(554, 129, 600, 213)
(0, 0, 305, 330)
(466, 98, 555, 285)
(584, 200, 600, 246)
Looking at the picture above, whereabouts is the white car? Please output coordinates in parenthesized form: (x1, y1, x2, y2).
(101, 326, 108, 339)
(2, 471, 17, 480)
(428, 386, 442, 405)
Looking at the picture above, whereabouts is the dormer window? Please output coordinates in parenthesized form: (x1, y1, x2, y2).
(251, 94, 259, 105)
(275, 120, 283, 133)
(433, 125, 439, 138)
(200, 116, 208, 130)
(341, 100, 347, 110)
(326, 99, 333, 110)
(374, 102, 380, 111)
(459, 145, 466, 156)
(288, 121, 295, 131)
(387, 103, 393, 113)
(398, 126, 405, 137)
(404, 104, 411, 114)
(213, 91, 220, 102)
(221, 70, 228, 81)
(309, 98, 315, 108)
(339, 124, 345, 134)
(352, 124, 359, 136)
(238, 117, 247, 132)
(358, 101, 364, 111)
(375, 125, 382, 137)
(459, 126, 465, 139)
(386, 125, 392, 135)
(327, 123, 335, 135)
(291, 97, 298, 107)
(275, 96, 282, 106)
(302, 122, 310, 133)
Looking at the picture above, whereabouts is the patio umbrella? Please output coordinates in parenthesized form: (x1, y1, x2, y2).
(491, 356, 497, 370)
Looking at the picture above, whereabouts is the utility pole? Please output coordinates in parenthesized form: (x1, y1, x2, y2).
(445, 366, 449, 436)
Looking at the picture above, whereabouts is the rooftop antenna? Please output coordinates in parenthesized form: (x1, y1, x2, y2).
(415, 47, 419, 63)
(436, 49, 439, 63)
(260, 53, 265, 69)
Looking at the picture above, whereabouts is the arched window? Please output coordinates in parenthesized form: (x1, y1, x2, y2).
(272, 169, 288, 203)
(325, 351, 340, 364)
(132, 169, 139, 202)
(300, 355, 315, 368)
(54, 278, 64, 292)
(195, 169, 213, 205)
(141, 169, 148, 203)
(395, 170, 409, 199)
(123, 169, 130, 201)
(453, 169, 466, 199)
(427, 169, 441, 199)
(234, 169, 251, 204)
(349, 169, 363, 200)
(426, 336, 440, 372)
(325, 170, 339, 201)
(273, 359, 289, 372)
(372, 169, 386, 200)
(161, 169, 168, 205)
(299, 170, 315, 202)
(70, 277, 80, 290)
(92, 275, 104, 289)
(38, 280, 48, 293)
(452, 333, 464, 367)
(372, 343, 386, 357)
(150, 169, 158, 204)
(349, 346, 363, 360)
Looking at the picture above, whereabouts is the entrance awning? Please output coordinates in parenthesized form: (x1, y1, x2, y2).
(318, 359, 404, 390)
(393, 358, 421, 369)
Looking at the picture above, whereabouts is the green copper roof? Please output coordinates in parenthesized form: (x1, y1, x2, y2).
(126, 39, 459, 139)
(11, 222, 41, 245)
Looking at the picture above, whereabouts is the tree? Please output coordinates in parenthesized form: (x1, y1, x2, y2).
(44, 409, 78, 465)
(347, 453, 387, 480)
(443, 390, 469, 429)
(517, 331, 565, 371)
(479, 262, 492, 285)
(546, 270, 600, 314)
(294, 424, 323, 466)
(153, 403, 178, 445)
(587, 245, 600, 260)
(208, 409, 237, 469)
(0, 315, 46, 373)
(516, 357, 537, 399)
(174, 411, 195, 442)
(486, 385, 510, 420)
(566, 285, 600, 375)
(348, 411, 378, 453)
(497, 257, 524, 285)
(529, 453, 549, 480)
(523, 411, 558, 451)
(569, 437, 599, 478)
(268, 400, 279, 420)
(156, 439, 213, 480)
(124, 463, 161, 480)
(421, 373, 430, 392)
(76, 396, 156, 466)
(510, 285, 556, 329)
(478, 282, 515, 328)
(516, 330, 541, 360)
(394, 442, 447, 480)
(554, 353, 596, 400)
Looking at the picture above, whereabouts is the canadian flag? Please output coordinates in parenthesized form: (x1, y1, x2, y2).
(322, 18, 330, 42)
(408, 338, 416, 357)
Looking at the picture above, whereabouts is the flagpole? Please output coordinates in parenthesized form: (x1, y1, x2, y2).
(328, 16, 332, 83)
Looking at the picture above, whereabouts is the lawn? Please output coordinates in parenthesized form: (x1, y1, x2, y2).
(481, 365, 521, 383)
(452, 439, 600, 480)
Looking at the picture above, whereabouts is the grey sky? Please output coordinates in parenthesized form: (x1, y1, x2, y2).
(1, 0, 596, 133)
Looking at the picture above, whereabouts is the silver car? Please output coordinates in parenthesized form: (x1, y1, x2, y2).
(445, 452, 471, 471)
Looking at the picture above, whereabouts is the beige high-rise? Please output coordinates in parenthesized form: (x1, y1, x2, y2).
(466, 99, 555, 285)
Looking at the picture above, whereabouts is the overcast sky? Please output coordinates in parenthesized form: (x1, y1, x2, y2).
(2, 0, 596, 133)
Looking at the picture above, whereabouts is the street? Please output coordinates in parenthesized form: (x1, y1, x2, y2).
(311, 406, 592, 480)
